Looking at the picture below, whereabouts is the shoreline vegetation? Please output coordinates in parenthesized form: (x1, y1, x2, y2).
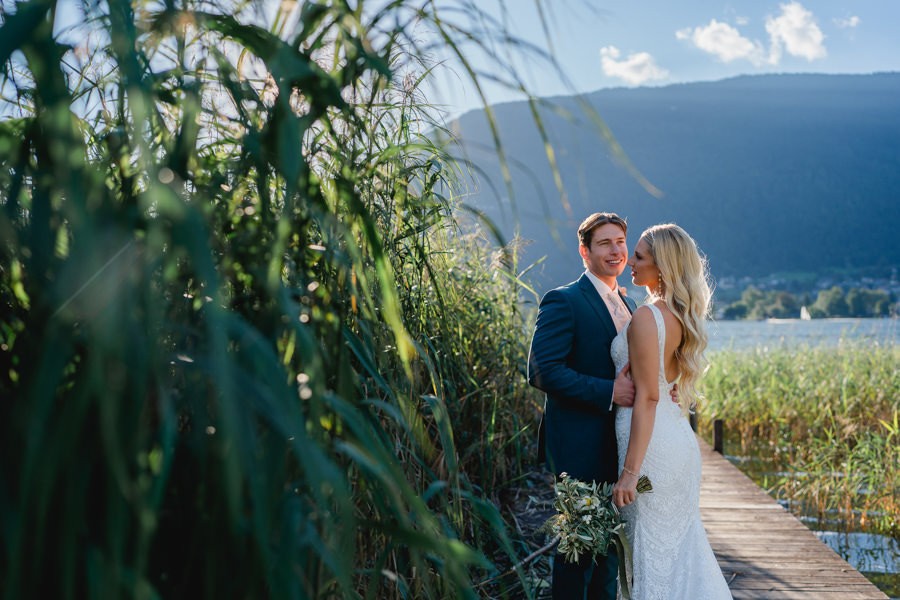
(700, 342, 899, 538)
(0, 1, 567, 597)
(699, 342, 899, 593)
(717, 285, 897, 320)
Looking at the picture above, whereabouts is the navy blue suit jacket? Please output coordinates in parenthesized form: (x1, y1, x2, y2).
(527, 274, 636, 485)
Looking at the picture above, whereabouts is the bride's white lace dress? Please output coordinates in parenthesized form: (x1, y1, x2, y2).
(612, 304, 732, 600)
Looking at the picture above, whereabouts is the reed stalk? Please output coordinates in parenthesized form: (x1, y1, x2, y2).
(0, 1, 575, 597)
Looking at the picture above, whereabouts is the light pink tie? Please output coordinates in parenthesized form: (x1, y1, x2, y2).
(607, 292, 629, 332)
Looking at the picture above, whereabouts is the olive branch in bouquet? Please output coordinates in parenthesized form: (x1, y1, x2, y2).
(539, 472, 652, 600)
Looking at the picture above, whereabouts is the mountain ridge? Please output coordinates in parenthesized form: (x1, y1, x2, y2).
(449, 72, 900, 296)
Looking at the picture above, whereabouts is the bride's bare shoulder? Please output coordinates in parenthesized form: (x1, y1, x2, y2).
(627, 305, 657, 337)
(632, 304, 657, 319)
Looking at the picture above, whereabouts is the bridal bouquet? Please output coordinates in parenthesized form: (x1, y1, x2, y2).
(541, 472, 652, 599)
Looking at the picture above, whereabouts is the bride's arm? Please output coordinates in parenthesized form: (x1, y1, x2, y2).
(612, 307, 660, 508)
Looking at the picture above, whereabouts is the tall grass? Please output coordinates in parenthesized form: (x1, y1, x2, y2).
(0, 1, 559, 597)
(699, 343, 899, 538)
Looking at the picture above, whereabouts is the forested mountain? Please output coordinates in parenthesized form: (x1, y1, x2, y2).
(449, 73, 900, 296)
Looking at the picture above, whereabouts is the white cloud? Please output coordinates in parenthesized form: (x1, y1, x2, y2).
(766, 2, 827, 63)
(735, 16, 750, 26)
(677, 3, 827, 67)
(600, 46, 669, 86)
(676, 20, 766, 65)
(833, 15, 860, 29)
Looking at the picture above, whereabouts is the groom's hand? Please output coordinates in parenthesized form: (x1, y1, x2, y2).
(612, 363, 635, 408)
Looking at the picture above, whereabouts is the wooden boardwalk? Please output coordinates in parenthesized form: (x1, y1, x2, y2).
(699, 438, 889, 599)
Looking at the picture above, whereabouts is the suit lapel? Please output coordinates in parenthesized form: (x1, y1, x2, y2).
(579, 275, 618, 339)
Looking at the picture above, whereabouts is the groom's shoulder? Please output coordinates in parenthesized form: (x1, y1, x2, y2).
(543, 278, 582, 300)
(559, 274, 587, 293)
(537, 279, 587, 312)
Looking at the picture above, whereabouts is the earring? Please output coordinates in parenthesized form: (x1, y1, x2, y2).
(657, 272, 665, 296)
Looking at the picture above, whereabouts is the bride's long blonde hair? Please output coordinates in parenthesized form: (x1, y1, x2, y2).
(640, 224, 712, 414)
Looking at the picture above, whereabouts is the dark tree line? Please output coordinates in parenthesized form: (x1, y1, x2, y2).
(720, 286, 896, 320)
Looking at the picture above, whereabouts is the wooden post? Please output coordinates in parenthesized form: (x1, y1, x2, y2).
(713, 419, 724, 454)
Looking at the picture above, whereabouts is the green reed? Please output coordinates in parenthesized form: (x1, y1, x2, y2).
(0, 1, 569, 598)
(698, 342, 900, 538)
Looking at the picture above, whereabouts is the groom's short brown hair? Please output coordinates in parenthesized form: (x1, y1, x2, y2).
(578, 212, 627, 247)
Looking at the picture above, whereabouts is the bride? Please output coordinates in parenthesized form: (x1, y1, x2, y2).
(611, 224, 732, 599)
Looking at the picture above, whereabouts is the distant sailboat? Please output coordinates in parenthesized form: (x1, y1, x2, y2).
(800, 306, 811, 320)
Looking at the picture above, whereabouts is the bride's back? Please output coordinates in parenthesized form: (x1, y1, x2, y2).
(652, 300, 683, 385)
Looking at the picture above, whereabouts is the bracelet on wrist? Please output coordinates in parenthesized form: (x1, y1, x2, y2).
(622, 466, 638, 477)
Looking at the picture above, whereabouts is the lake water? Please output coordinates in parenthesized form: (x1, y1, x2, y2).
(707, 317, 899, 353)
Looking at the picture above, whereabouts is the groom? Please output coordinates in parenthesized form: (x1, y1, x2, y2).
(527, 212, 636, 599)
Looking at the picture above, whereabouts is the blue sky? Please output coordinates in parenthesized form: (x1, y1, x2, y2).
(22, 0, 900, 121)
(424, 0, 900, 117)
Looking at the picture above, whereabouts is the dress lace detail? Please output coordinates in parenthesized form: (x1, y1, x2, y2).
(612, 304, 732, 599)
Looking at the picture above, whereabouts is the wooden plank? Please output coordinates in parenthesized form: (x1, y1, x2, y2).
(698, 437, 889, 599)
